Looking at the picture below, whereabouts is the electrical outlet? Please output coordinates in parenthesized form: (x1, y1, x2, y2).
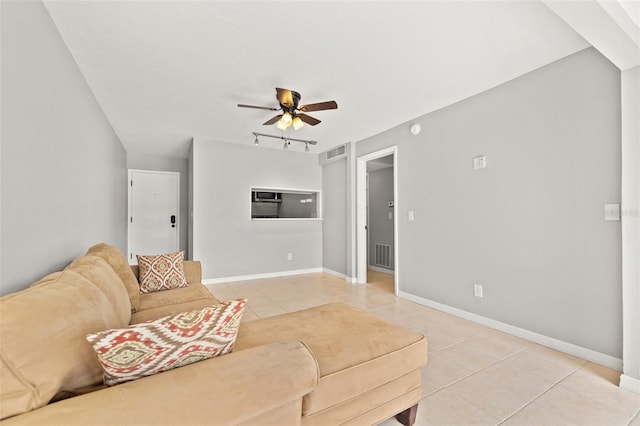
(474, 284, 483, 298)
(287, 252, 293, 261)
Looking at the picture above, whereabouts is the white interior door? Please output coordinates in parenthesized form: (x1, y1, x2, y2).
(127, 170, 180, 264)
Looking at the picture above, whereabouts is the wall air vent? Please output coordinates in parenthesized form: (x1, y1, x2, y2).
(374, 243, 392, 268)
(326, 144, 346, 161)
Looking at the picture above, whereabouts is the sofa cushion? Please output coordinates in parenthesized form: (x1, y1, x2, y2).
(86, 300, 247, 386)
(131, 283, 219, 324)
(138, 283, 217, 311)
(87, 243, 141, 313)
(64, 255, 132, 326)
(0, 271, 124, 420)
(234, 302, 427, 417)
(137, 251, 188, 293)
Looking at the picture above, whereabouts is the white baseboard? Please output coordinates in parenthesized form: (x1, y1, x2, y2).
(367, 265, 394, 275)
(203, 268, 323, 285)
(620, 374, 640, 394)
(322, 268, 357, 283)
(398, 291, 623, 371)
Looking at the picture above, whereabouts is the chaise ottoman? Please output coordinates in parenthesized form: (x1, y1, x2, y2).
(234, 302, 428, 426)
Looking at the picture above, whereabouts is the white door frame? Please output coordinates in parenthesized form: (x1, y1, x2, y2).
(356, 146, 398, 295)
(127, 169, 180, 263)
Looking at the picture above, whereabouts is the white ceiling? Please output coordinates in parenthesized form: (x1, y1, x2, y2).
(42, 1, 600, 158)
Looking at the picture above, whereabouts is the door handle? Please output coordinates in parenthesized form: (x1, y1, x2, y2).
(170, 215, 176, 228)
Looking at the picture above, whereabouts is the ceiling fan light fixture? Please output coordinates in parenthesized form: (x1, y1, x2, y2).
(283, 140, 289, 150)
(278, 112, 293, 129)
(305, 143, 310, 152)
(292, 116, 304, 130)
(240, 88, 338, 130)
(254, 135, 259, 145)
(277, 113, 293, 130)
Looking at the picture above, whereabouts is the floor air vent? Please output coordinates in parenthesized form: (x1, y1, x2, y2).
(374, 244, 392, 268)
(326, 145, 346, 161)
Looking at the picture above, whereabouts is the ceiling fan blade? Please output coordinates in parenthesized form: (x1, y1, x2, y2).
(298, 113, 321, 126)
(276, 88, 294, 107)
(237, 103, 279, 111)
(263, 115, 282, 125)
(299, 100, 338, 112)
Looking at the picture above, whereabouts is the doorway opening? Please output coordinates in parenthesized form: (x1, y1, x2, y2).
(356, 146, 398, 295)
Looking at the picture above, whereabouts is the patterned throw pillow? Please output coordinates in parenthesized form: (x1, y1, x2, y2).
(86, 299, 247, 386)
(137, 251, 188, 293)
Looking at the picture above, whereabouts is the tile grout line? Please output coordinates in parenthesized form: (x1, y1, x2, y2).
(494, 361, 592, 425)
(439, 343, 538, 422)
(627, 406, 640, 426)
(422, 328, 494, 354)
(423, 339, 602, 424)
(552, 372, 640, 424)
(419, 341, 534, 409)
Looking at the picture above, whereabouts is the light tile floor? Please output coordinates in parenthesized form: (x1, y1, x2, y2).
(206, 271, 640, 426)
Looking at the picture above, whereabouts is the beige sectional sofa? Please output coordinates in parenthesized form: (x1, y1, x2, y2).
(0, 243, 427, 425)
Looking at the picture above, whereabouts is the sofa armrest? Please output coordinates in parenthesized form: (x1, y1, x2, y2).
(0, 341, 319, 425)
(183, 260, 202, 284)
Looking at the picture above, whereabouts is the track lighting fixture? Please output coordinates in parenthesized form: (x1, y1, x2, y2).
(252, 132, 317, 152)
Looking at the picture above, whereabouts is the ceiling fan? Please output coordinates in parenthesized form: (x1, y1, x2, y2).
(238, 88, 338, 130)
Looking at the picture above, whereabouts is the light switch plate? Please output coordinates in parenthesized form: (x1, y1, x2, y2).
(604, 204, 621, 221)
(473, 156, 487, 170)
(474, 284, 483, 298)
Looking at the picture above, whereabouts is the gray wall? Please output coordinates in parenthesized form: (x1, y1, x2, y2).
(0, 1, 127, 295)
(368, 167, 394, 270)
(322, 158, 348, 275)
(127, 154, 189, 257)
(352, 47, 622, 358)
(191, 138, 322, 279)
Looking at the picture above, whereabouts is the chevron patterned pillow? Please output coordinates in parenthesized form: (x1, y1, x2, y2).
(86, 299, 247, 386)
(137, 251, 188, 293)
